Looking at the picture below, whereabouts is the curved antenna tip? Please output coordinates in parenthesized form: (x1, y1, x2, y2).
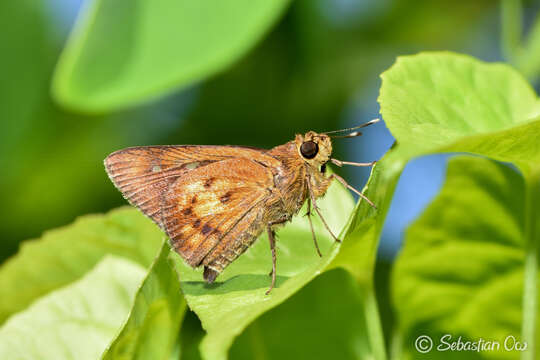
(324, 118, 381, 135)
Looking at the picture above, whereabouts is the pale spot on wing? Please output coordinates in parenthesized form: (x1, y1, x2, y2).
(173, 180, 226, 217)
(152, 165, 161, 173)
(193, 192, 225, 216)
(185, 162, 200, 170)
(186, 182, 204, 193)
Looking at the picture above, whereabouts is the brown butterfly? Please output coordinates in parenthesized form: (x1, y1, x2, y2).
(104, 119, 378, 294)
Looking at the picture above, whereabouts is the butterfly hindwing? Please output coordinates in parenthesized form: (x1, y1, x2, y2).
(161, 157, 274, 267)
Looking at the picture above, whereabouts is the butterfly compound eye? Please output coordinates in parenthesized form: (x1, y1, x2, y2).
(300, 141, 319, 159)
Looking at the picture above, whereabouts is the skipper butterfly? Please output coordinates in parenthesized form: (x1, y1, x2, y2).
(104, 120, 378, 294)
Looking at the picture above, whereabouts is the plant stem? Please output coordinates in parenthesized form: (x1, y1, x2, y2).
(500, 0, 523, 64)
(518, 13, 540, 82)
(389, 328, 403, 360)
(365, 286, 387, 360)
(521, 168, 540, 360)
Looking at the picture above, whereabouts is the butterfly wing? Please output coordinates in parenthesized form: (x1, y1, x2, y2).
(104, 145, 279, 229)
(161, 157, 274, 267)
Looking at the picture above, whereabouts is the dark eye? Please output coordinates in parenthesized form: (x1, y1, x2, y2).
(300, 141, 318, 159)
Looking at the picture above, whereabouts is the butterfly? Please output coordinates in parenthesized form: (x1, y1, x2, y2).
(104, 119, 378, 294)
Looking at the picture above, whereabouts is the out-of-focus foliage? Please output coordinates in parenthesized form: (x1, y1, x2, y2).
(0, 256, 146, 360)
(501, 0, 540, 82)
(52, 0, 291, 112)
(103, 241, 186, 360)
(0, 208, 161, 324)
(0, 1, 182, 262)
(393, 157, 538, 360)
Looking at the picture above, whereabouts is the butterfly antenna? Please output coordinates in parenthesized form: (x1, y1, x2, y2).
(331, 159, 377, 167)
(324, 118, 380, 135)
(330, 131, 362, 139)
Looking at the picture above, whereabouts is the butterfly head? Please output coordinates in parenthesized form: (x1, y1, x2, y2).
(295, 131, 332, 167)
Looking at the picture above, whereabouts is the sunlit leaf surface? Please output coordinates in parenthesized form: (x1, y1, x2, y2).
(0, 256, 145, 360)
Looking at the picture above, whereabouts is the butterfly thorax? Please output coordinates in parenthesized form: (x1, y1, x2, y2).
(265, 133, 333, 220)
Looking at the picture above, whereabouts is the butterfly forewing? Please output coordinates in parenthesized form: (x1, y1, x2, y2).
(104, 146, 196, 227)
(104, 145, 277, 227)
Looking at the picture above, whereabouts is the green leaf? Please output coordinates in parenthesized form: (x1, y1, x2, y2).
(392, 156, 539, 359)
(0, 256, 146, 360)
(52, 0, 290, 112)
(0, 207, 162, 324)
(328, 51, 540, 358)
(171, 180, 356, 360)
(379, 52, 540, 174)
(102, 240, 187, 360)
(230, 268, 371, 360)
(338, 51, 540, 286)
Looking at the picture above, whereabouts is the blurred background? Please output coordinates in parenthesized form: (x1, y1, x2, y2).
(1, 0, 539, 268)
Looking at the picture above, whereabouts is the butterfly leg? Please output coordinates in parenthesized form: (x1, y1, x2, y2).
(265, 217, 289, 295)
(266, 226, 277, 295)
(330, 173, 377, 209)
(305, 198, 323, 257)
(307, 178, 340, 243)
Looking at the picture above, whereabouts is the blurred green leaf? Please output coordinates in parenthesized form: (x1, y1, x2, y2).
(52, 0, 290, 112)
(0, 256, 146, 360)
(0, 0, 175, 260)
(0, 1, 55, 160)
(501, 1, 540, 83)
(102, 240, 187, 360)
(519, 12, 540, 82)
(230, 268, 371, 360)
(171, 181, 356, 360)
(0, 207, 162, 324)
(392, 156, 539, 359)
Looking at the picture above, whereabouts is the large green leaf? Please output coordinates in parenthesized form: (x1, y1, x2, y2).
(392, 156, 539, 360)
(325, 52, 540, 359)
(0, 207, 162, 324)
(171, 180, 356, 360)
(334, 51, 540, 287)
(102, 241, 187, 360)
(52, 0, 290, 112)
(379, 52, 540, 174)
(0, 256, 146, 360)
(230, 268, 371, 360)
